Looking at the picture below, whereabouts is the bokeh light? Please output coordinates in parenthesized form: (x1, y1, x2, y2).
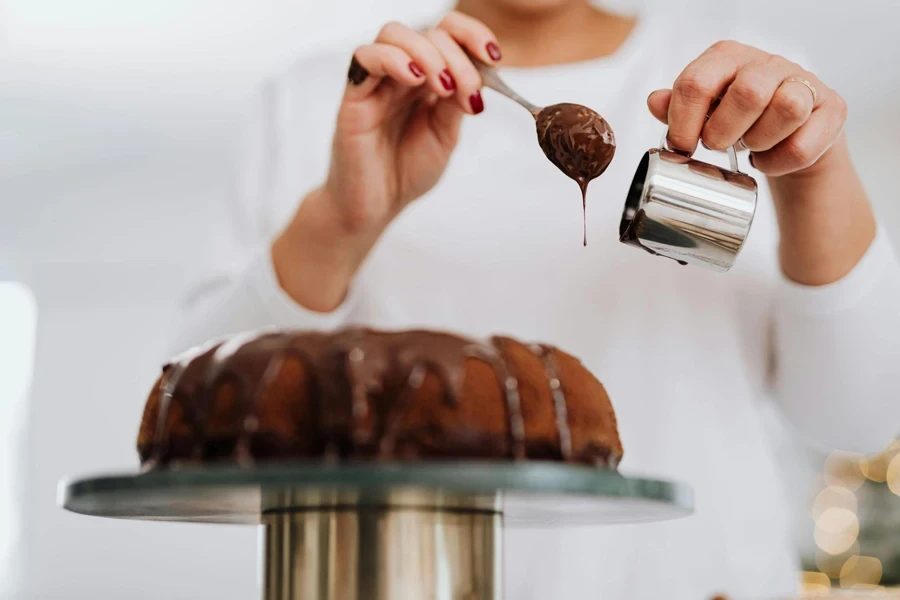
(815, 507, 860, 555)
(812, 485, 858, 519)
(887, 452, 900, 497)
(799, 570, 831, 592)
(860, 455, 891, 483)
(860, 440, 900, 483)
(839, 555, 883, 588)
(816, 542, 860, 579)
(824, 451, 866, 491)
(805, 441, 900, 596)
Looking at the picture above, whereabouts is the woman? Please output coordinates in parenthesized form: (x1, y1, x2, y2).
(171, 1, 900, 597)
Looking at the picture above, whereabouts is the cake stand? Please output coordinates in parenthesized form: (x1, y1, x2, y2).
(59, 462, 693, 599)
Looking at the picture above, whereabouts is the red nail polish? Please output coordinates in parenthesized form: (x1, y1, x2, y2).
(469, 91, 484, 114)
(439, 69, 456, 91)
(486, 42, 502, 61)
(409, 61, 425, 78)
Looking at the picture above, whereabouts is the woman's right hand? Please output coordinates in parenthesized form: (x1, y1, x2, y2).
(273, 12, 502, 312)
(327, 12, 502, 231)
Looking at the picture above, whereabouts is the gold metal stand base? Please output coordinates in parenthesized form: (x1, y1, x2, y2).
(261, 508, 502, 600)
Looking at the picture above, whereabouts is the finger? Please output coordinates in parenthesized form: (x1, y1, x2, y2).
(346, 44, 427, 100)
(701, 57, 794, 151)
(376, 22, 456, 97)
(381, 84, 428, 126)
(667, 41, 762, 153)
(423, 90, 440, 108)
(749, 94, 847, 177)
(428, 97, 466, 150)
(402, 94, 464, 159)
(438, 10, 503, 64)
(741, 74, 819, 151)
(338, 78, 415, 137)
(647, 89, 671, 123)
(425, 28, 484, 114)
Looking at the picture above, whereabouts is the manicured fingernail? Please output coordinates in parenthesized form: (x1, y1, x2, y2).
(486, 42, 502, 61)
(469, 91, 484, 114)
(439, 69, 456, 91)
(749, 153, 756, 168)
(347, 56, 369, 85)
(701, 140, 711, 151)
(409, 61, 425, 78)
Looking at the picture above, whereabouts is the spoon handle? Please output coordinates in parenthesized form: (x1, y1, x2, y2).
(466, 53, 542, 117)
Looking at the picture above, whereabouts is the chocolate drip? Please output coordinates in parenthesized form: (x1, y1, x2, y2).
(346, 345, 371, 447)
(234, 351, 285, 464)
(201, 330, 288, 459)
(535, 103, 616, 246)
(579, 181, 588, 247)
(530, 344, 573, 460)
(277, 332, 345, 457)
(378, 365, 427, 457)
(468, 338, 526, 459)
(148, 338, 226, 468)
(147, 371, 180, 470)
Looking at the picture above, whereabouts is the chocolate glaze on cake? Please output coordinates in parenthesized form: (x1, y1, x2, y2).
(535, 103, 616, 245)
(138, 328, 623, 469)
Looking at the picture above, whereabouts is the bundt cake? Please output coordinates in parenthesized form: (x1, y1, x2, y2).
(137, 328, 623, 468)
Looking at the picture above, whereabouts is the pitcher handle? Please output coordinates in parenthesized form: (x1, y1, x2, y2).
(660, 129, 742, 174)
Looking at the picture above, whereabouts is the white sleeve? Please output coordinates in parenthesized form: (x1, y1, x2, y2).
(167, 78, 355, 355)
(773, 226, 900, 453)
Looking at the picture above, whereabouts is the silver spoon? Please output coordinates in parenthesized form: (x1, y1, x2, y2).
(470, 55, 543, 117)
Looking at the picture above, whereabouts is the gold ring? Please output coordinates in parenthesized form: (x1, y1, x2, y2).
(783, 76, 818, 106)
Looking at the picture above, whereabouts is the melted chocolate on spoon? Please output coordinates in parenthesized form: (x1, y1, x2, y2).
(535, 103, 616, 245)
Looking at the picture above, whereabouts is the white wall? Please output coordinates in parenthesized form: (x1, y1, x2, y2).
(1, 1, 899, 598)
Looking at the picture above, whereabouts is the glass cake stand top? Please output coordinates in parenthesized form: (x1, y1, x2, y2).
(59, 462, 693, 526)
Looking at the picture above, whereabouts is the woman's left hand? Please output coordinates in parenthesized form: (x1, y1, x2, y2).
(647, 40, 847, 178)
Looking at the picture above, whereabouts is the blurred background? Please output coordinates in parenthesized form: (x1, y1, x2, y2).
(1, 0, 899, 598)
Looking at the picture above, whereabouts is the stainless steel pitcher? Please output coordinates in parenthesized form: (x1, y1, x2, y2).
(619, 134, 759, 272)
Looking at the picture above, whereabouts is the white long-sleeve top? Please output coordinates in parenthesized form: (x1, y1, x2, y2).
(169, 9, 900, 599)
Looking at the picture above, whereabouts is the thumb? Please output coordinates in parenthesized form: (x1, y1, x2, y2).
(647, 89, 671, 124)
